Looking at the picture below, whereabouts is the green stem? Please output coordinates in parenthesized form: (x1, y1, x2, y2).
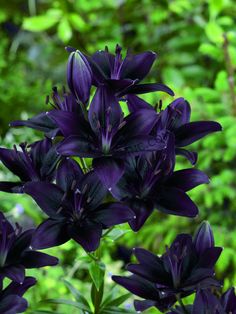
(87, 252, 99, 262)
(176, 295, 189, 314)
(102, 226, 115, 238)
(80, 158, 88, 172)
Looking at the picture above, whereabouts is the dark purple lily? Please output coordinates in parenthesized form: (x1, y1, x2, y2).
(111, 134, 209, 231)
(0, 138, 60, 193)
(0, 212, 58, 284)
(10, 87, 82, 138)
(24, 158, 135, 252)
(50, 85, 166, 190)
(72, 44, 174, 98)
(112, 222, 222, 312)
(168, 288, 236, 314)
(0, 276, 36, 314)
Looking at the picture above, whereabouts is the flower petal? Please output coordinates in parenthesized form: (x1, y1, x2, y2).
(0, 295, 28, 314)
(2, 276, 36, 297)
(157, 187, 198, 217)
(3, 265, 25, 283)
(128, 200, 154, 231)
(193, 221, 215, 254)
(21, 251, 59, 268)
(175, 121, 222, 147)
(126, 94, 155, 112)
(91, 202, 135, 227)
(124, 83, 174, 96)
(175, 148, 198, 165)
(23, 182, 65, 218)
(31, 219, 70, 249)
(93, 157, 124, 190)
(0, 182, 24, 194)
(166, 169, 209, 192)
(119, 51, 157, 81)
(69, 221, 103, 252)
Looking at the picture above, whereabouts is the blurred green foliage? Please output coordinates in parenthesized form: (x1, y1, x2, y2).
(0, 0, 236, 313)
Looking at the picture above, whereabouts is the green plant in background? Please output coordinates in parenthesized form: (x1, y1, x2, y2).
(0, 0, 236, 313)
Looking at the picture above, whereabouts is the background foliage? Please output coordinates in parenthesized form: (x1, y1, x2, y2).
(0, 0, 236, 313)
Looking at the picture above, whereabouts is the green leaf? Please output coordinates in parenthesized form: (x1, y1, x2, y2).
(63, 279, 91, 309)
(102, 293, 131, 308)
(205, 21, 224, 44)
(69, 13, 86, 31)
(89, 261, 105, 290)
(41, 299, 92, 312)
(101, 307, 136, 314)
(23, 15, 59, 32)
(57, 18, 72, 43)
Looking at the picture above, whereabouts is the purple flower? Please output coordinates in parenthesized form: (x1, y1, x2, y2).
(0, 212, 58, 284)
(49, 85, 166, 190)
(112, 222, 222, 312)
(0, 138, 60, 193)
(67, 50, 92, 104)
(0, 276, 36, 314)
(111, 134, 209, 231)
(10, 87, 82, 138)
(24, 158, 135, 252)
(168, 288, 236, 313)
(76, 44, 174, 97)
(157, 97, 222, 165)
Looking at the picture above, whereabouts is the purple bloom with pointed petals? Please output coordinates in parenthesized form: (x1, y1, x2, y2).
(0, 212, 58, 284)
(78, 44, 174, 97)
(51, 85, 166, 190)
(111, 135, 209, 231)
(0, 138, 60, 193)
(157, 97, 222, 164)
(24, 158, 135, 252)
(112, 222, 222, 312)
(10, 87, 82, 138)
(0, 276, 36, 314)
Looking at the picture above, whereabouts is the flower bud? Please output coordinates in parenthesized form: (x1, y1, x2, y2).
(193, 221, 214, 254)
(67, 50, 92, 104)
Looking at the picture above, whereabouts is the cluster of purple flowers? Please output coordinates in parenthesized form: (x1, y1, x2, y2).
(0, 44, 234, 313)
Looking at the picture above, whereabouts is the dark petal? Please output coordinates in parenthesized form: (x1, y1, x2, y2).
(128, 200, 154, 232)
(77, 170, 107, 209)
(39, 143, 61, 180)
(56, 158, 83, 192)
(0, 182, 24, 194)
(192, 290, 225, 314)
(29, 138, 52, 167)
(91, 202, 135, 228)
(21, 251, 58, 268)
(114, 134, 167, 157)
(57, 135, 100, 158)
(112, 274, 158, 300)
(197, 247, 222, 268)
(183, 268, 215, 288)
(134, 300, 158, 312)
(69, 221, 103, 252)
(10, 112, 59, 138)
(48, 110, 91, 138)
(107, 78, 135, 93)
(193, 221, 215, 254)
(23, 182, 65, 218)
(169, 98, 191, 126)
(115, 108, 158, 139)
(0, 148, 29, 181)
(175, 121, 222, 147)
(93, 157, 124, 190)
(119, 51, 157, 81)
(166, 169, 209, 192)
(31, 219, 70, 249)
(123, 83, 174, 96)
(157, 187, 198, 217)
(0, 295, 28, 314)
(126, 94, 155, 112)
(2, 276, 36, 297)
(67, 50, 92, 104)
(91, 50, 114, 78)
(175, 148, 198, 165)
(3, 265, 25, 283)
(8, 229, 34, 259)
(221, 287, 236, 312)
(88, 85, 122, 134)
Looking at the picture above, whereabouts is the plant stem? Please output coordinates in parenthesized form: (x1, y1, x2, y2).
(80, 158, 88, 172)
(102, 226, 115, 238)
(176, 295, 189, 314)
